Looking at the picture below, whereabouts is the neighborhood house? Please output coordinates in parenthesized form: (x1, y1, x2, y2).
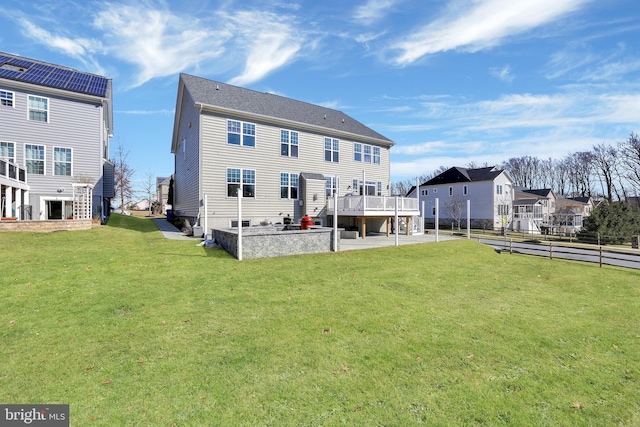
(170, 73, 419, 237)
(0, 52, 114, 224)
(413, 166, 515, 230)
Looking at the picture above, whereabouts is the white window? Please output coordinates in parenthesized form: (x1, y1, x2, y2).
(1, 90, 14, 107)
(353, 143, 362, 162)
(326, 176, 337, 196)
(432, 207, 436, 215)
(54, 147, 72, 176)
(28, 95, 49, 122)
(463, 185, 468, 195)
(354, 143, 379, 164)
(496, 184, 503, 195)
(227, 168, 255, 197)
(0, 142, 15, 162)
(280, 172, 299, 199)
(364, 145, 372, 163)
(324, 137, 339, 163)
(373, 147, 381, 165)
(227, 120, 255, 147)
(25, 144, 45, 174)
(421, 189, 428, 196)
(280, 130, 298, 157)
(498, 205, 510, 215)
(377, 181, 382, 196)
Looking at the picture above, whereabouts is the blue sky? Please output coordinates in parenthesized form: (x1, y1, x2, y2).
(1, 0, 639, 192)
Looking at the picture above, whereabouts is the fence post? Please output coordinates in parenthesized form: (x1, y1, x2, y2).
(599, 246, 603, 268)
(550, 242, 553, 260)
(509, 238, 513, 254)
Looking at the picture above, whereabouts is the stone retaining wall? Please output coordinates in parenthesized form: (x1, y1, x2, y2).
(0, 219, 93, 232)
(213, 226, 337, 259)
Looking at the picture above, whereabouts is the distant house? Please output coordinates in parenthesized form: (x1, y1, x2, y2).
(627, 196, 640, 211)
(554, 196, 594, 234)
(0, 52, 113, 222)
(512, 188, 557, 234)
(156, 176, 170, 213)
(170, 73, 418, 236)
(412, 166, 514, 230)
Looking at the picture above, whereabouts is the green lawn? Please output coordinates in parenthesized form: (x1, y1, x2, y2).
(1, 214, 639, 426)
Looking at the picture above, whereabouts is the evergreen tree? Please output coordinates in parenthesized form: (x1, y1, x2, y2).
(579, 201, 640, 244)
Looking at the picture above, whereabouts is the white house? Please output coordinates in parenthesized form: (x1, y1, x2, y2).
(412, 166, 514, 230)
(170, 74, 418, 236)
(0, 52, 113, 223)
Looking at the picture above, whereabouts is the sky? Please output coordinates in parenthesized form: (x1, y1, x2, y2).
(1, 0, 639, 193)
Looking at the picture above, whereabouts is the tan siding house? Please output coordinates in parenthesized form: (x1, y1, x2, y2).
(171, 74, 396, 233)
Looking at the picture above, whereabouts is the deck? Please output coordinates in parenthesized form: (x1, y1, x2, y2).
(327, 195, 421, 238)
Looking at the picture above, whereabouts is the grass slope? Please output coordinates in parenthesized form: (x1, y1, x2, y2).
(1, 214, 640, 426)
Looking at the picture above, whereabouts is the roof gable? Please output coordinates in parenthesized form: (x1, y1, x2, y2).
(179, 73, 393, 145)
(422, 166, 503, 186)
(0, 52, 110, 98)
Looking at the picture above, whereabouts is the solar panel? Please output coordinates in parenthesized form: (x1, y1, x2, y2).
(0, 53, 109, 98)
(43, 68, 73, 87)
(5, 58, 34, 68)
(0, 69, 22, 79)
(66, 72, 91, 93)
(85, 76, 108, 96)
(20, 63, 54, 85)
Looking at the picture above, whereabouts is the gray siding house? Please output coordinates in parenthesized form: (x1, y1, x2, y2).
(0, 52, 113, 222)
(171, 73, 417, 235)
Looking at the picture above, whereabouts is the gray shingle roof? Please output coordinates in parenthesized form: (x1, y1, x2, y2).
(180, 73, 393, 145)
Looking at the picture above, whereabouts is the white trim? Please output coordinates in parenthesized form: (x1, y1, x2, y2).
(0, 89, 15, 108)
(53, 146, 73, 176)
(0, 141, 16, 163)
(24, 143, 46, 175)
(38, 196, 73, 220)
(27, 94, 50, 123)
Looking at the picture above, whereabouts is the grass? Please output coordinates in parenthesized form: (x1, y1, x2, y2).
(1, 214, 640, 426)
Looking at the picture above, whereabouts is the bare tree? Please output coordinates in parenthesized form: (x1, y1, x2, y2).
(618, 132, 640, 196)
(444, 193, 466, 230)
(113, 142, 135, 212)
(502, 156, 540, 188)
(390, 167, 448, 196)
(141, 170, 156, 216)
(591, 143, 621, 202)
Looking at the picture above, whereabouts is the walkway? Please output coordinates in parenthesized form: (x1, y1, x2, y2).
(152, 218, 197, 241)
(339, 232, 459, 251)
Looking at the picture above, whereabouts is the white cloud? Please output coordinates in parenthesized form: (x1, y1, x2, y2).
(226, 11, 303, 86)
(93, 4, 231, 88)
(490, 65, 514, 82)
(390, 0, 590, 65)
(353, 0, 399, 25)
(20, 19, 105, 74)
